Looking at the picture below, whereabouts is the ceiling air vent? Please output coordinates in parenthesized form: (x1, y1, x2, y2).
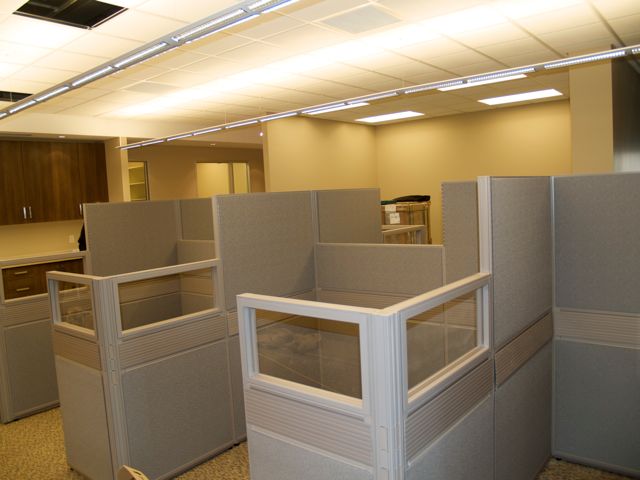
(0, 91, 32, 102)
(14, 0, 127, 30)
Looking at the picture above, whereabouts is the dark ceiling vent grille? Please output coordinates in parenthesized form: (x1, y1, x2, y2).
(0, 91, 32, 102)
(14, 0, 127, 30)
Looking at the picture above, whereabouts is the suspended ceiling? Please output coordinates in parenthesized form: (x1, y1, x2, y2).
(0, 0, 638, 145)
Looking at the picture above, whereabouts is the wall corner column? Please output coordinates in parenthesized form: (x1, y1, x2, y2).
(104, 137, 130, 202)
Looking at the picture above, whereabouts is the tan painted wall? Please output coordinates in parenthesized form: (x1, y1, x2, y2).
(570, 62, 614, 173)
(105, 137, 129, 202)
(376, 100, 572, 244)
(128, 144, 264, 200)
(263, 116, 378, 192)
(0, 220, 83, 258)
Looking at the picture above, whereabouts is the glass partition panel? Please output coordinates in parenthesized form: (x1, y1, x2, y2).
(406, 292, 478, 390)
(256, 309, 362, 399)
(118, 268, 215, 331)
(57, 282, 95, 331)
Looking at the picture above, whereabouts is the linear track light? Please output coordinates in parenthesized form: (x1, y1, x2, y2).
(121, 144, 141, 150)
(192, 127, 222, 136)
(303, 102, 369, 115)
(0, 113, 6, 119)
(261, 0, 299, 13)
(260, 112, 298, 122)
(632, 47, 640, 54)
(72, 66, 114, 87)
(404, 80, 463, 94)
(439, 74, 528, 91)
(9, 100, 36, 113)
(348, 92, 398, 103)
(167, 133, 193, 141)
(35, 86, 70, 102)
(172, 9, 245, 42)
(226, 119, 259, 129)
(544, 50, 626, 69)
(114, 43, 169, 68)
(141, 139, 165, 146)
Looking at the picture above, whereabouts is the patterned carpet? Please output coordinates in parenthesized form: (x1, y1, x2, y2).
(0, 408, 632, 480)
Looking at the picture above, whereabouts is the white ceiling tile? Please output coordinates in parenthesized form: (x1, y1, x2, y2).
(341, 51, 413, 70)
(321, 5, 401, 34)
(35, 51, 110, 73)
(301, 63, 368, 81)
(607, 13, 640, 39)
(0, 15, 86, 49)
(448, 60, 509, 76)
(11, 66, 77, 84)
(0, 1, 26, 15)
(514, 4, 602, 35)
(64, 100, 135, 116)
(399, 37, 469, 62)
(377, 0, 485, 22)
(108, 64, 169, 82)
(94, 10, 187, 42)
(0, 62, 23, 77)
(0, 41, 51, 65)
(124, 81, 178, 94)
(547, 37, 620, 57)
(136, 0, 238, 22)
(476, 37, 554, 60)
(536, 23, 615, 55)
(619, 31, 640, 45)
(95, 90, 157, 105)
(426, 50, 495, 70)
(184, 33, 253, 56)
(0, 78, 52, 92)
(217, 42, 291, 67)
(498, 50, 561, 68)
(182, 56, 247, 77)
(403, 70, 453, 85)
(107, 0, 147, 7)
(283, 0, 369, 22)
(234, 13, 304, 41)
(450, 22, 528, 49)
(264, 25, 350, 54)
(64, 33, 143, 59)
(147, 70, 210, 87)
(60, 87, 112, 101)
(142, 49, 209, 70)
(372, 60, 439, 80)
(590, 0, 640, 20)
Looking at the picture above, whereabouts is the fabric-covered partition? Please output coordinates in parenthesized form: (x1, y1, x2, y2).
(84, 201, 181, 276)
(314, 189, 382, 244)
(553, 173, 640, 477)
(489, 176, 553, 480)
(213, 192, 316, 311)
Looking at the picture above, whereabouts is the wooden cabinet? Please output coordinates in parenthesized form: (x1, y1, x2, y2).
(0, 140, 108, 225)
(2, 258, 84, 300)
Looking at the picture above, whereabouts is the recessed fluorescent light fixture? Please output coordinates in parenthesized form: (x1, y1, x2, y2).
(479, 89, 562, 105)
(260, 112, 298, 122)
(544, 50, 626, 69)
(72, 66, 114, 86)
(193, 127, 222, 136)
(9, 100, 36, 113)
(348, 92, 398, 103)
(404, 80, 463, 94)
(172, 9, 245, 42)
(35, 85, 70, 102)
(356, 111, 424, 123)
(303, 102, 368, 115)
(167, 133, 193, 141)
(114, 43, 168, 68)
(226, 119, 259, 129)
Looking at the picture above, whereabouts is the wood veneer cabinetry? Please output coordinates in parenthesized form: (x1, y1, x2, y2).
(2, 258, 83, 300)
(0, 140, 108, 225)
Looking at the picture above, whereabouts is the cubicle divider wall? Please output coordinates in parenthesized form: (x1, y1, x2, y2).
(553, 173, 640, 477)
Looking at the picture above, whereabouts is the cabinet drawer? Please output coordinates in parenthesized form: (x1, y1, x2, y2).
(2, 258, 84, 300)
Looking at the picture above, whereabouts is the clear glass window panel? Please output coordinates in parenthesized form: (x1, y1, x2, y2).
(58, 282, 94, 331)
(406, 292, 478, 390)
(256, 310, 362, 399)
(118, 269, 215, 331)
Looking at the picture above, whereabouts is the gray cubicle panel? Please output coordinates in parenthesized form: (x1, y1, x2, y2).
(553, 173, 640, 477)
(441, 181, 479, 284)
(84, 201, 182, 276)
(213, 192, 316, 311)
(314, 189, 382, 244)
(490, 177, 553, 480)
(180, 198, 215, 241)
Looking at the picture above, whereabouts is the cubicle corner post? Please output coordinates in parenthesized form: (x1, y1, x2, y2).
(476, 176, 494, 351)
(368, 310, 407, 480)
(236, 296, 258, 391)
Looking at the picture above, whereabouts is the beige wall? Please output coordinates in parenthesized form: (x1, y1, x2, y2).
(570, 62, 614, 173)
(376, 100, 572, 244)
(128, 144, 264, 200)
(105, 137, 130, 202)
(0, 220, 83, 258)
(263, 116, 378, 192)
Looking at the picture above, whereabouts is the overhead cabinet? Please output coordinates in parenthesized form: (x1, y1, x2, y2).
(0, 140, 108, 225)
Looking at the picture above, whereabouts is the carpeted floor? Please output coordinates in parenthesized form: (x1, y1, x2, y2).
(0, 408, 632, 480)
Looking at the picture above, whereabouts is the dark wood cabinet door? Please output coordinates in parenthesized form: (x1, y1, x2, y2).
(22, 141, 81, 222)
(77, 142, 108, 206)
(0, 142, 28, 225)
